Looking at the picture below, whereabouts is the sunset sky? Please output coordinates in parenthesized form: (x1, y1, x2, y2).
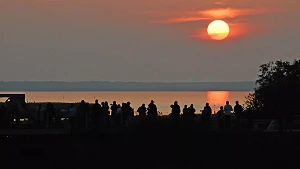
(0, 0, 299, 82)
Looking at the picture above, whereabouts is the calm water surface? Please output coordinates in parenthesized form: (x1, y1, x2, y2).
(0, 91, 251, 114)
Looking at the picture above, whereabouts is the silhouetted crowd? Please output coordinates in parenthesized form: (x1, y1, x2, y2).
(41, 100, 246, 131)
(0, 99, 294, 132)
(68, 100, 158, 129)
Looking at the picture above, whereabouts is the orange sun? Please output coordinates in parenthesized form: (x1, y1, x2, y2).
(207, 20, 230, 40)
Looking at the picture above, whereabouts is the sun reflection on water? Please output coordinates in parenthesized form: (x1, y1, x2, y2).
(206, 91, 230, 107)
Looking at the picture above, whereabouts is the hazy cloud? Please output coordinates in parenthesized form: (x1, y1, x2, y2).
(157, 7, 271, 40)
(214, 1, 226, 5)
(161, 17, 211, 24)
(197, 8, 268, 18)
(162, 8, 269, 24)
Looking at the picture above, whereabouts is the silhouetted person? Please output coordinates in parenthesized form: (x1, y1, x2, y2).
(103, 101, 110, 126)
(110, 101, 118, 126)
(217, 106, 225, 130)
(234, 101, 243, 130)
(105, 101, 110, 116)
(92, 100, 102, 129)
(188, 104, 196, 118)
(121, 103, 127, 126)
(183, 105, 189, 118)
(224, 101, 233, 130)
(148, 100, 158, 122)
(170, 101, 181, 127)
(182, 104, 190, 125)
(78, 100, 86, 129)
(137, 104, 147, 121)
(111, 101, 118, 118)
(101, 102, 108, 127)
(126, 102, 134, 126)
(202, 103, 212, 128)
(68, 103, 77, 129)
(116, 104, 122, 126)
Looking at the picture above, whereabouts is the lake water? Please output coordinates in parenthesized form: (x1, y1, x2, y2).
(0, 91, 251, 115)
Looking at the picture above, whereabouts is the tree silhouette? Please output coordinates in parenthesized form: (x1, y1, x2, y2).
(246, 59, 300, 118)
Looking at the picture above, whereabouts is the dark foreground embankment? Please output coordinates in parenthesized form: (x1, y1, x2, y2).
(0, 128, 299, 169)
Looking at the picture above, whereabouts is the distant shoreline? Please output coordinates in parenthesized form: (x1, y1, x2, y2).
(0, 81, 256, 92)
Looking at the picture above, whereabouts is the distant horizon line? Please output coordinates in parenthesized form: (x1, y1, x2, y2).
(0, 81, 255, 83)
(0, 81, 256, 92)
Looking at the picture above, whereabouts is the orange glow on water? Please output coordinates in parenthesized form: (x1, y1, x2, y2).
(0, 91, 248, 114)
